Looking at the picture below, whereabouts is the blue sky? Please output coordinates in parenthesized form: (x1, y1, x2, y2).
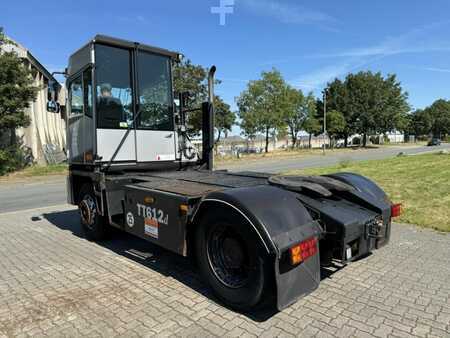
(3, 0, 450, 134)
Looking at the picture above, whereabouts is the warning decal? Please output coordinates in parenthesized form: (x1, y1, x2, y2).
(144, 217, 159, 238)
(126, 212, 134, 228)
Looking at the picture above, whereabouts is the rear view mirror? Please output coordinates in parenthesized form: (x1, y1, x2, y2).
(47, 100, 60, 113)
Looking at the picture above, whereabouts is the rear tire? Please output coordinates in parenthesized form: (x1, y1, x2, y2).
(78, 184, 108, 241)
(195, 209, 270, 310)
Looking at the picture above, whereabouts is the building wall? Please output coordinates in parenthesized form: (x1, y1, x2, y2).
(16, 71, 66, 164)
(386, 132, 405, 143)
(2, 38, 66, 164)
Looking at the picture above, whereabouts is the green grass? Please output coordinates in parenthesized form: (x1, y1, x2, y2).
(23, 164, 68, 176)
(285, 153, 450, 232)
(1, 164, 68, 180)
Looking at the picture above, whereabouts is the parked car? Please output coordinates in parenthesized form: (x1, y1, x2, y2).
(239, 146, 261, 154)
(427, 138, 441, 146)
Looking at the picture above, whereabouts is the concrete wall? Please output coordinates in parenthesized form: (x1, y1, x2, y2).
(2, 37, 66, 164)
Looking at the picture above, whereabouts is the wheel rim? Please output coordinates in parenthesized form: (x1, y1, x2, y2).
(79, 194, 96, 230)
(206, 224, 250, 289)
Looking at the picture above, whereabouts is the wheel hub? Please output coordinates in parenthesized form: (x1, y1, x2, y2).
(222, 237, 244, 269)
(79, 195, 96, 228)
(207, 225, 250, 289)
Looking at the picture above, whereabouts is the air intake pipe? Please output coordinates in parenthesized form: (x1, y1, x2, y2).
(202, 66, 216, 170)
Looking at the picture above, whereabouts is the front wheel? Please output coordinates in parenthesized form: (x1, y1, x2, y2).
(195, 210, 270, 310)
(78, 184, 108, 241)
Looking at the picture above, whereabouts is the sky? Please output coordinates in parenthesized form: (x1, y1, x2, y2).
(3, 0, 450, 135)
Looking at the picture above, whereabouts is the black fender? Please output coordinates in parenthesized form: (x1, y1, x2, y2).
(191, 185, 322, 310)
(326, 172, 391, 211)
(327, 172, 387, 200)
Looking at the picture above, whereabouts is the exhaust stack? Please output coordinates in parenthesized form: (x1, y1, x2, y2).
(202, 66, 216, 170)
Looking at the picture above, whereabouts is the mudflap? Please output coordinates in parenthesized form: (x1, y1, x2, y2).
(273, 221, 322, 310)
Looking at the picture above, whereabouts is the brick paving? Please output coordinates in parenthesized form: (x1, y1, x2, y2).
(0, 205, 449, 337)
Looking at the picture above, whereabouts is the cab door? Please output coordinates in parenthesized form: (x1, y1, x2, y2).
(67, 75, 85, 163)
(95, 44, 136, 163)
(135, 50, 176, 163)
(67, 68, 94, 164)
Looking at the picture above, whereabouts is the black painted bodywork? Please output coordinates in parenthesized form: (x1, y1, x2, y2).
(66, 169, 393, 310)
(65, 35, 393, 311)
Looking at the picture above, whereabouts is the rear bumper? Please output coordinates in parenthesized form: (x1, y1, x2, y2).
(337, 217, 392, 263)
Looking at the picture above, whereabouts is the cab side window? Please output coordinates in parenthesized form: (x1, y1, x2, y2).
(69, 69, 92, 117)
(83, 69, 92, 117)
(69, 76, 83, 115)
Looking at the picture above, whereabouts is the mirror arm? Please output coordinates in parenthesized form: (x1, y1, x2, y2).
(51, 70, 68, 78)
(181, 108, 202, 114)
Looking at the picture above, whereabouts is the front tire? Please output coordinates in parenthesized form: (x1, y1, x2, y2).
(78, 184, 108, 241)
(195, 209, 270, 310)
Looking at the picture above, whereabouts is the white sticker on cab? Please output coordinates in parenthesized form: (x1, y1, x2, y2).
(144, 217, 159, 238)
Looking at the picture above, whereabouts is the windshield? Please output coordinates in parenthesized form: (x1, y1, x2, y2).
(137, 51, 173, 131)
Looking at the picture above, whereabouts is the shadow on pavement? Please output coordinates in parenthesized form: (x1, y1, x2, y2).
(41, 209, 343, 322)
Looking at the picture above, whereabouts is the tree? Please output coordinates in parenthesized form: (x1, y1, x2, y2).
(347, 72, 409, 146)
(0, 28, 39, 174)
(408, 109, 432, 137)
(282, 87, 316, 148)
(323, 71, 409, 147)
(173, 58, 208, 104)
(237, 69, 287, 153)
(239, 108, 258, 141)
(376, 74, 410, 134)
(214, 95, 235, 144)
(0, 28, 39, 146)
(326, 110, 346, 147)
(424, 99, 450, 138)
(173, 58, 208, 134)
(318, 79, 354, 147)
(0, 27, 13, 46)
(303, 111, 321, 148)
(407, 100, 450, 139)
(173, 58, 230, 136)
(172, 58, 235, 141)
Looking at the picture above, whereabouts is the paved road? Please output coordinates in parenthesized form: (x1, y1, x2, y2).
(0, 205, 449, 337)
(221, 144, 450, 173)
(0, 144, 449, 213)
(0, 176, 66, 213)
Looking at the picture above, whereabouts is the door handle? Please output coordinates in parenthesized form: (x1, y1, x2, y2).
(165, 133, 173, 138)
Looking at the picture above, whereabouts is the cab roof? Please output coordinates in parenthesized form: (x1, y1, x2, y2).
(68, 34, 182, 77)
(92, 35, 181, 59)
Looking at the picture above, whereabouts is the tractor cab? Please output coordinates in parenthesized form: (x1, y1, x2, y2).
(63, 35, 209, 171)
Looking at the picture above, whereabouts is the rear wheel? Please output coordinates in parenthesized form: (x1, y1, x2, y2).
(78, 184, 108, 241)
(195, 209, 270, 310)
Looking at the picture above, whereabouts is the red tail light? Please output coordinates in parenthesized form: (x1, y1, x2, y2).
(289, 237, 318, 266)
(391, 203, 402, 218)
